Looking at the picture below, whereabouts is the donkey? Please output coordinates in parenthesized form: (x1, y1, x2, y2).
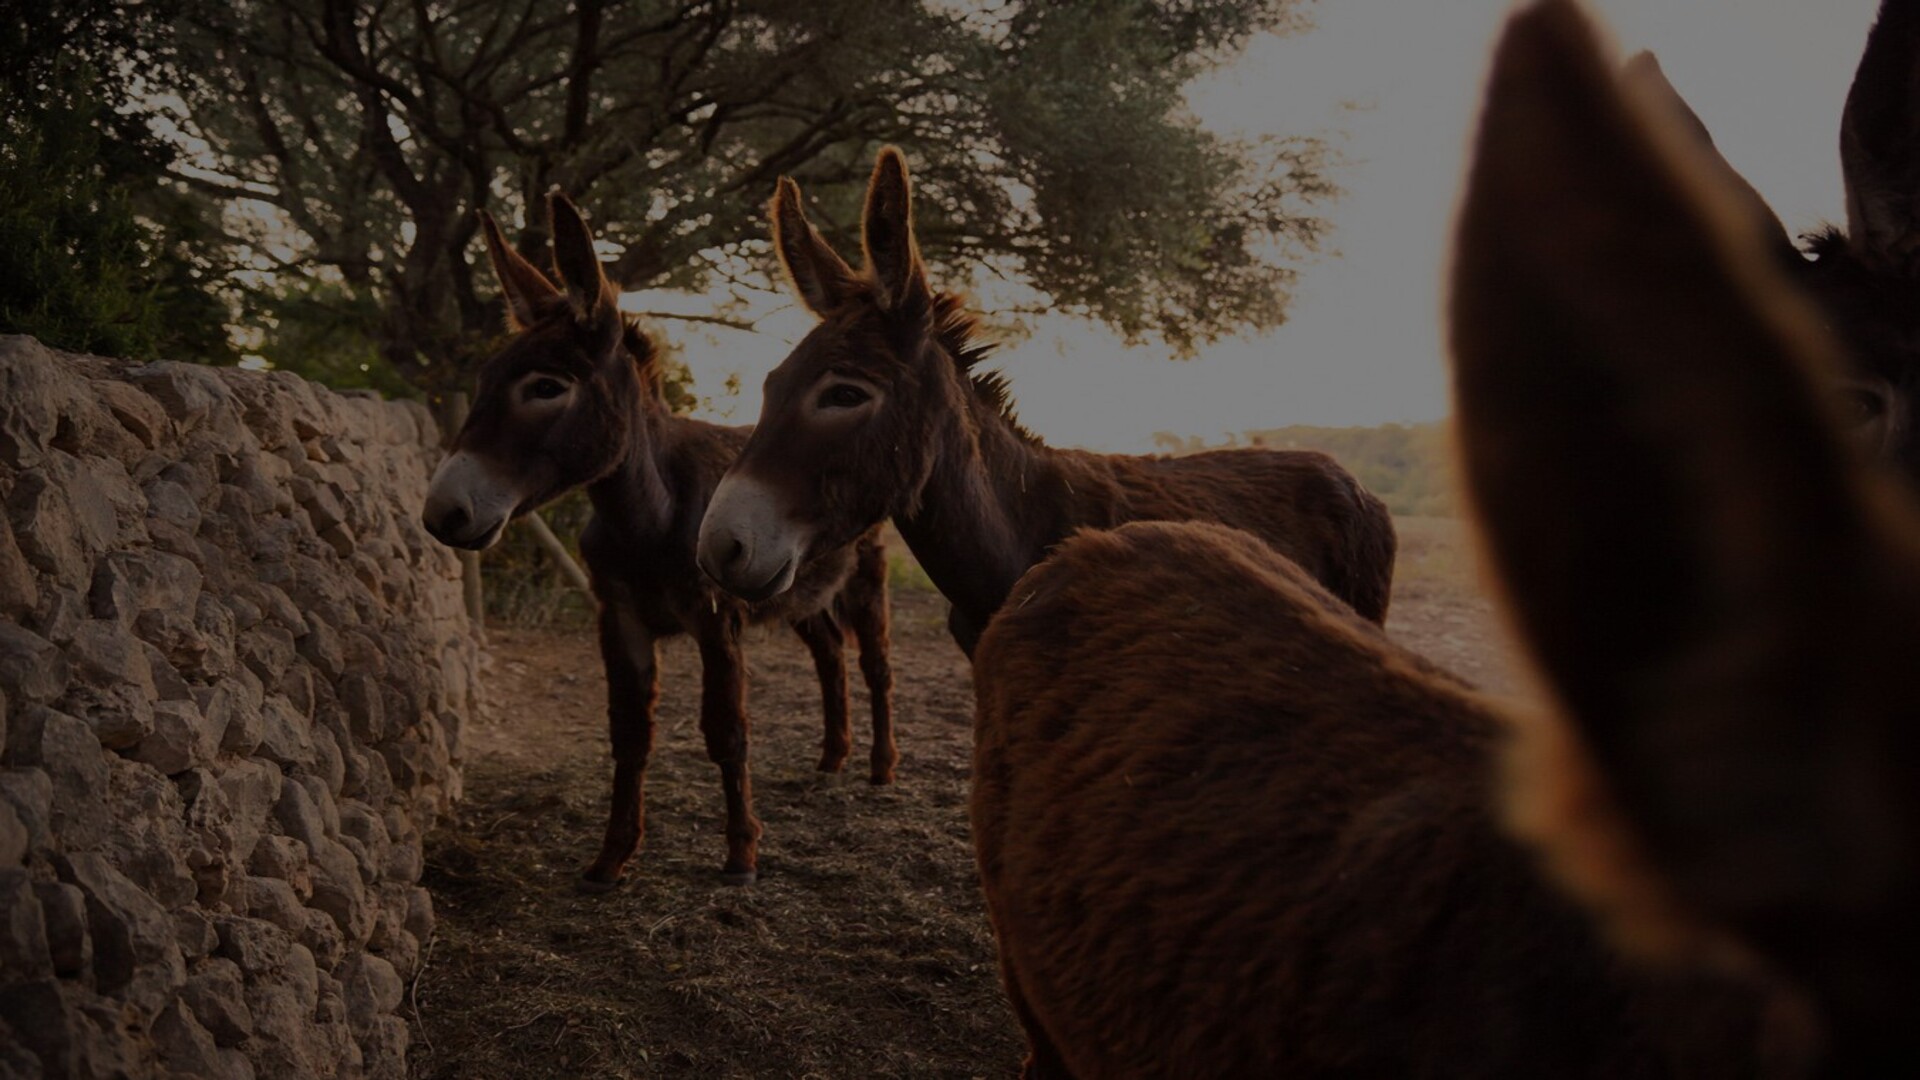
(1627, 0, 1920, 473)
(695, 150, 1396, 655)
(969, 1, 1919, 1075)
(422, 193, 896, 888)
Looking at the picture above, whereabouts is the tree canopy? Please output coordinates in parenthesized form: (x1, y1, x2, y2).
(158, 0, 1328, 393)
(0, 0, 234, 361)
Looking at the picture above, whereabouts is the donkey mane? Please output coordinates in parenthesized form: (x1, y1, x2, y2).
(927, 289, 1040, 446)
(517, 293, 665, 397)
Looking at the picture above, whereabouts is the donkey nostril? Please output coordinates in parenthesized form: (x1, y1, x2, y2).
(440, 506, 471, 536)
(725, 537, 746, 568)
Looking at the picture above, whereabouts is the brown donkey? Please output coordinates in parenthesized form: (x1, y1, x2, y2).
(970, 1, 1919, 1076)
(695, 150, 1395, 654)
(422, 194, 895, 887)
(1625, 0, 1920, 476)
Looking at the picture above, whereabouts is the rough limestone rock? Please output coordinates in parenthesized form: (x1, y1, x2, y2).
(0, 337, 481, 1078)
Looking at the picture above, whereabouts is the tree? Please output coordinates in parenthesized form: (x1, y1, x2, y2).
(0, 0, 234, 361)
(165, 0, 1330, 394)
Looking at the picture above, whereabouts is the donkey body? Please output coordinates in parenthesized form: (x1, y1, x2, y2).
(696, 151, 1395, 654)
(423, 195, 895, 887)
(970, 1, 1920, 1075)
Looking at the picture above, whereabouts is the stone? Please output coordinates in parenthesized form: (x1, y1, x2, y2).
(189, 593, 238, 681)
(212, 914, 292, 981)
(129, 361, 237, 434)
(295, 620, 344, 683)
(152, 1000, 225, 1078)
(91, 549, 202, 627)
(361, 1015, 409, 1080)
(307, 839, 372, 946)
(306, 724, 346, 798)
(338, 673, 386, 744)
(236, 625, 297, 688)
(241, 876, 307, 935)
(62, 618, 157, 748)
(101, 756, 197, 909)
(0, 769, 52, 854)
(58, 852, 184, 998)
(215, 758, 282, 865)
(0, 868, 50, 978)
(174, 906, 217, 960)
(272, 775, 331, 853)
(198, 682, 260, 757)
(131, 699, 217, 775)
(13, 708, 111, 850)
(31, 880, 89, 976)
(298, 907, 345, 972)
(336, 952, 403, 1039)
(143, 642, 196, 701)
(0, 979, 77, 1077)
(142, 477, 202, 534)
(182, 957, 253, 1046)
(0, 800, 23, 868)
(0, 518, 35, 620)
(403, 886, 433, 943)
(248, 835, 311, 890)
(0, 622, 68, 706)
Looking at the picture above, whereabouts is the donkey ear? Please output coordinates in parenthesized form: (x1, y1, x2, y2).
(1842, 0, 1920, 272)
(1619, 51, 1797, 262)
(1455, 0, 1916, 970)
(478, 209, 561, 330)
(547, 192, 620, 330)
(862, 147, 932, 314)
(771, 177, 862, 316)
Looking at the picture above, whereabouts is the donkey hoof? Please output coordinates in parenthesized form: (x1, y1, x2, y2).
(817, 754, 849, 774)
(868, 770, 895, 786)
(577, 871, 628, 894)
(720, 867, 758, 887)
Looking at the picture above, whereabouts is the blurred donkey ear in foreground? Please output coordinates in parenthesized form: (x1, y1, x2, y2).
(1455, 0, 1920, 1064)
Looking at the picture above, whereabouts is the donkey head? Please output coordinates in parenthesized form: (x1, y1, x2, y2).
(1459, 0, 1920, 1065)
(698, 149, 962, 601)
(1629, 0, 1920, 474)
(422, 193, 655, 550)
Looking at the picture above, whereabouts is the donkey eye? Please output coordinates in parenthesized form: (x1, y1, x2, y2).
(1839, 385, 1887, 428)
(818, 384, 872, 409)
(526, 377, 569, 401)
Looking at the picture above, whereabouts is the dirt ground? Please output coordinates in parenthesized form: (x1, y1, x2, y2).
(407, 517, 1518, 1079)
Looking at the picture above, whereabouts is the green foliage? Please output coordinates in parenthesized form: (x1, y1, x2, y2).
(0, 63, 233, 361)
(164, 0, 1327, 392)
(0, 0, 234, 362)
(1157, 422, 1457, 517)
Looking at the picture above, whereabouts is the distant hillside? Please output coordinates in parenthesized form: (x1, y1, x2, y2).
(1152, 422, 1455, 517)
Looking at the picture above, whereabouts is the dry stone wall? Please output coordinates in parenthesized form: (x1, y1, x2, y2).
(0, 337, 482, 1079)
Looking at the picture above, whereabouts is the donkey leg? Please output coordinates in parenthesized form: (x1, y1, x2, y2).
(583, 599, 658, 889)
(695, 618, 762, 884)
(792, 613, 853, 773)
(847, 588, 897, 785)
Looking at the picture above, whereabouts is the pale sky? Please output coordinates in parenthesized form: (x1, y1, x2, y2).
(633, 0, 1882, 453)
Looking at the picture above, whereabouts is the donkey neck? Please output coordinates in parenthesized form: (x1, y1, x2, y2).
(894, 382, 1080, 642)
(584, 383, 677, 543)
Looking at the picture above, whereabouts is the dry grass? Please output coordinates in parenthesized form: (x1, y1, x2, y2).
(409, 589, 1016, 1079)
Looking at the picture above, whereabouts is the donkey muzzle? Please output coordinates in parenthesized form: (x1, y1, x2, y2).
(422, 450, 517, 550)
(699, 472, 807, 601)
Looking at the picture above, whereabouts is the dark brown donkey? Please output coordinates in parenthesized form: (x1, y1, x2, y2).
(971, 1, 1918, 1076)
(695, 150, 1395, 654)
(1628, 0, 1920, 475)
(422, 194, 895, 887)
